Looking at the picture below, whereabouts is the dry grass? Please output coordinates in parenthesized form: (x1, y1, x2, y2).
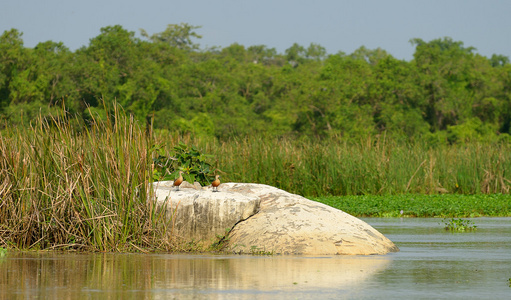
(0, 106, 176, 251)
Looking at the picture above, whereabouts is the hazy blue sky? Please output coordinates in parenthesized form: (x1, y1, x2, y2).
(1, 0, 510, 60)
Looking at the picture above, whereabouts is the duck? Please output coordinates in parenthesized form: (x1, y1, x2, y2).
(173, 171, 184, 191)
(212, 175, 221, 192)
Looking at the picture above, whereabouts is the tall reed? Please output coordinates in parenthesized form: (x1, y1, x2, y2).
(0, 107, 173, 251)
(197, 135, 511, 197)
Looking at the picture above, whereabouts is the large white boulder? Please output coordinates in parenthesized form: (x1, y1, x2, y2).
(150, 181, 260, 242)
(151, 181, 399, 255)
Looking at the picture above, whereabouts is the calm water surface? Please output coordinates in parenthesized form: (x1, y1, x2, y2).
(1, 217, 510, 299)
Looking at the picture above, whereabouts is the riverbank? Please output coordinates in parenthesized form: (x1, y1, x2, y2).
(312, 193, 511, 217)
(2, 106, 510, 252)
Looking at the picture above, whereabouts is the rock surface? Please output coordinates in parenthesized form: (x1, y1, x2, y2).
(151, 181, 260, 242)
(151, 181, 399, 255)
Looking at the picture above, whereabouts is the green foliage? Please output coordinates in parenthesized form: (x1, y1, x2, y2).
(312, 194, 511, 217)
(1, 26, 510, 143)
(152, 142, 215, 186)
(249, 246, 274, 256)
(208, 228, 232, 252)
(442, 218, 477, 232)
(140, 23, 202, 51)
(446, 117, 498, 143)
(2, 100, 64, 126)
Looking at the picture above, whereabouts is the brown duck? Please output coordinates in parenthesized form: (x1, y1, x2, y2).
(173, 171, 184, 191)
(212, 175, 221, 192)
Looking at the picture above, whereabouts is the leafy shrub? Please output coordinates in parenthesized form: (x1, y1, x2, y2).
(152, 142, 215, 186)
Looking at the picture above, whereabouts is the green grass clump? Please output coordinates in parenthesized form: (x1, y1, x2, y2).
(0, 106, 175, 252)
(442, 218, 477, 231)
(311, 194, 511, 217)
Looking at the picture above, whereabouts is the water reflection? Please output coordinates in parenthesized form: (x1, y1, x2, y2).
(1, 217, 510, 299)
(0, 252, 390, 299)
(153, 255, 390, 291)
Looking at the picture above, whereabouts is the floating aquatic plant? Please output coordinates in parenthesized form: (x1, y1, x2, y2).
(442, 218, 477, 232)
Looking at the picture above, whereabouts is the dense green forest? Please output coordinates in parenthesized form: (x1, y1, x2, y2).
(1, 23, 510, 143)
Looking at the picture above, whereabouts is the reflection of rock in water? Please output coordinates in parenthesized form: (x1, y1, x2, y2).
(157, 255, 391, 291)
(0, 252, 390, 299)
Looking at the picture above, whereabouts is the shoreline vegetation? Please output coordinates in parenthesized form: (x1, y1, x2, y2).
(0, 108, 174, 252)
(1, 108, 510, 252)
(312, 194, 511, 218)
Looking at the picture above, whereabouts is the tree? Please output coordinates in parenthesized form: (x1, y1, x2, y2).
(247, 45, 281, 65)
(285, 43, 306, 66)
(371, 56, 429, 138)
(411, 37, 477, 131)
(305, 43, 326, 61)
(76, 25, 140, 108)
(33, 41, 77, 108)
(350, 46, 390, 65)
(490, 54, 509, 67)
(140, 23, 202, 51)
(0, 29, 27, 110)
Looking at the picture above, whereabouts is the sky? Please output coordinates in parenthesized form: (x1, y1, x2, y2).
(1, 0, 510, 61)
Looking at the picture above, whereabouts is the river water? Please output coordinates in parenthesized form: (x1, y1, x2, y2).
(1, 217, 510, 299)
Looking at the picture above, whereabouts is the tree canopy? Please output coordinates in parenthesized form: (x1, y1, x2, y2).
(1, 25, 510, 144)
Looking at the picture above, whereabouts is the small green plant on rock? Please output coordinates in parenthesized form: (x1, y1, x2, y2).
(152, 142, 216, 186)
(442, 218, 477, 232)
(249, 245, 274, 256)
(208, 228, 232, 252)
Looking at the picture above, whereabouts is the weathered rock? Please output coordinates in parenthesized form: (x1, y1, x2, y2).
(151, 181, 399, 255)
(222, 183, 399, 255)
(150, 181, 260, 242)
